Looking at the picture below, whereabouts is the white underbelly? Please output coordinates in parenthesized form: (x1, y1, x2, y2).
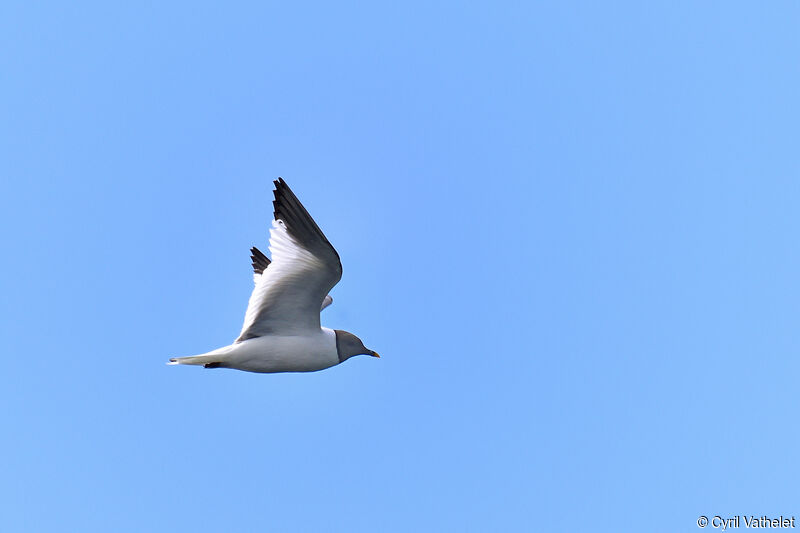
(225, 328, 338, 373)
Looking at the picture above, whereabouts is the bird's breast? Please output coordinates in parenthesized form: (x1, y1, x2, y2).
(226, 328, 338, 373)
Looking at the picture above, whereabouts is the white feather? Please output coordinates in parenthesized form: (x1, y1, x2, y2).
(236, 219, 340, 341)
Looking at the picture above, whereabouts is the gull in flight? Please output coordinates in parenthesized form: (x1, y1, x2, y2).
(169, 178, 379, 373)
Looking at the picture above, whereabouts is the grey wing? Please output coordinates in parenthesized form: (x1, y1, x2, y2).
(236, 178, 342, 342)
(250, 246, 334, 311)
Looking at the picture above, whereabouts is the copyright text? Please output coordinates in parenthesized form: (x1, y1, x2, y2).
(697, 515, 795, 530)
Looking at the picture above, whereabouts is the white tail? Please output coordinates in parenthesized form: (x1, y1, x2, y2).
(167, 355, 218, 366)
(167, 345, 233, 367)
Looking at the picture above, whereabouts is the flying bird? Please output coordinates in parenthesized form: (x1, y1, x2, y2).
(168, 178, 379, 373)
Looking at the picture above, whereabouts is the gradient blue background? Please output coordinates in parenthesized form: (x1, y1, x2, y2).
(2, 2, 799, 531)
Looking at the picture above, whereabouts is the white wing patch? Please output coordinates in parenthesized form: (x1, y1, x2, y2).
(235, 178, 343, 342)
(253, 270, 333, 312)
(236, 220, 336, 341)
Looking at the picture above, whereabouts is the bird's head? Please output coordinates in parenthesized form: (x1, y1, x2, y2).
(334, 330, 380, 362)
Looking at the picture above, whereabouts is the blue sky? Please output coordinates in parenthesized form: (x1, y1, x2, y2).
(1, 2, 799, 531)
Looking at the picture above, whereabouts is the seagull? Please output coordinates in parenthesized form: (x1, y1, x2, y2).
(168, 178, 379, 373)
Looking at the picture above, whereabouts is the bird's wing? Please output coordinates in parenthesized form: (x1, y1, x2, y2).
(249, 246, 271, 284)
(235, 178, 342, 342)
(250, 246, 334, 311)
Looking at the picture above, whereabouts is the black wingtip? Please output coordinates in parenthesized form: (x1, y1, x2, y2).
(250, 246, 271, 275)
(270, 176, 342, 265)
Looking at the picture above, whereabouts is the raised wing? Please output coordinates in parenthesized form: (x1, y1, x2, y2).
(250, 246, 334, 311)
(235, 178, 342, 341)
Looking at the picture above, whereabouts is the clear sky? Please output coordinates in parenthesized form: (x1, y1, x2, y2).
(1, 2, 799, 532)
